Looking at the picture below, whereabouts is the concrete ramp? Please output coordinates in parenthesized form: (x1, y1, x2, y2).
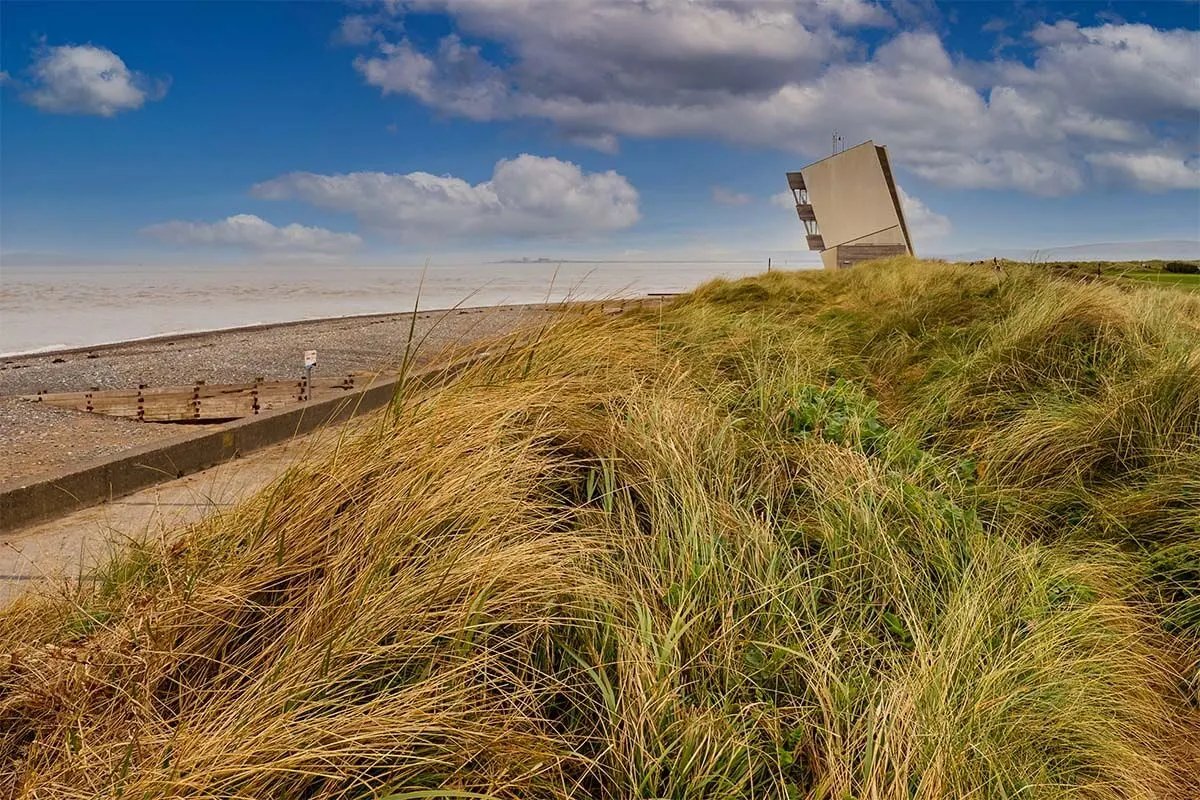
(0, 418, 352, 604)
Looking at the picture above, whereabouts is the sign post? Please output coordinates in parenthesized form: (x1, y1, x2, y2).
(303, 350, 318, 401)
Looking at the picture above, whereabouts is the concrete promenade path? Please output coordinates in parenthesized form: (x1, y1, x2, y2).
(0, 416, 362, 605)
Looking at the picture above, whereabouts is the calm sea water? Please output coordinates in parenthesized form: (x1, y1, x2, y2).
(0, 261, 786, 355)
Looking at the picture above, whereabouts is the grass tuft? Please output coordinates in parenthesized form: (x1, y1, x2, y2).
(2, 259, 1198, 798)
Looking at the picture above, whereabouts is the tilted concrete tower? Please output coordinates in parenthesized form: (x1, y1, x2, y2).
(786, 140, 914, 269)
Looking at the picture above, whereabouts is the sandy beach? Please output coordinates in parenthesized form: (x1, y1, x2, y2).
(0, 303, 558, 482)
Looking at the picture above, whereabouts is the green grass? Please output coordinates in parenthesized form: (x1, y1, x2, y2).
(2, 258, 1198, 799)
(1006, 258, 1200, 292)
(1109, 270, 1200, 291)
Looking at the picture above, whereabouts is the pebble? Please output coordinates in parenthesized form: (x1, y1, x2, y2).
(0, 305, 553, 483)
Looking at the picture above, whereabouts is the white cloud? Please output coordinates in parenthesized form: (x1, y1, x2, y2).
(1087, 152, 1200, 192)
(141, 214, 362, 253)
(566, 131, 620, 154)
(344, 3, 1200, 196)
(896, 187, 952, 244)
(383, 0, 882, 98)
(711, 186, 752, 206)
(20, 43, 165, 116)
(0, 70, 10, 86)
(349, 0, 884, 129)
(770, 190, 796, 209)
(250, 154, 640, 241)
(1012, 22, 1199, 123)
(355, 35, 508, 121)
(335, 15, 379, 46)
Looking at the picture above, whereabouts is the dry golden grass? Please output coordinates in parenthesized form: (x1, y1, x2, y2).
(2, 258, 1197, 798)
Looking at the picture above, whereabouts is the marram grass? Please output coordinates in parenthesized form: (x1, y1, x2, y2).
(2, 258, 1198, 798)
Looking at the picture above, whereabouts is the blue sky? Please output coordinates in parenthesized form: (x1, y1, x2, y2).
(1, 0, 1198, 265)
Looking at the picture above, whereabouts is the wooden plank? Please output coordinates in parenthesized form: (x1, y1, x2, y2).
(837, 244, 908, 268)
(26, 378, 352, 405)
(13, 355, 576, 423)
(18, 371, 400, 422)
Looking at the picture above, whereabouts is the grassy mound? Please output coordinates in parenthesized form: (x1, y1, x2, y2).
(3, 259, 1198, 798)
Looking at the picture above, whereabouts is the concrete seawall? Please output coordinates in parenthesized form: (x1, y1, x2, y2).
(0, 355, 483, 532)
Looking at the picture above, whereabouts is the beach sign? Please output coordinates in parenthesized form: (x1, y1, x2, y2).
(304, 350, 318, 369)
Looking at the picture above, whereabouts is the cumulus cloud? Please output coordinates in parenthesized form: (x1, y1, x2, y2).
(19, 43, 166, 116)
(250, 154, 640, 241)
(343, 2, 1200, 195)
(711, 186, 752, 206)
(335, 14, 380, 46)
(354, 35, 509, 121)
(141, 214, 362, 253)
(1013, 22, 1199, 123)
(365, 0, 882, 98)
(566, 131, 620, 154)
(770, 190, 796, 209)
(1087, 152, 1200, 192)
(896, 187, 952, 244)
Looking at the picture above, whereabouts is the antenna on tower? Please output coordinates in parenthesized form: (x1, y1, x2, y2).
(831, 130, 844, 155)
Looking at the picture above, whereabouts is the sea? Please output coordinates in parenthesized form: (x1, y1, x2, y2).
(0, 260, 792, 356)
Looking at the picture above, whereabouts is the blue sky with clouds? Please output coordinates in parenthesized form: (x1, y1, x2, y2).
(1, 0, 1197, 265)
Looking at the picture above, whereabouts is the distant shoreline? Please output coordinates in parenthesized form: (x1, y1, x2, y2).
(0, 301, 572, 361)
(489, 258, 767, 265)
(1, 260, 771, 359)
